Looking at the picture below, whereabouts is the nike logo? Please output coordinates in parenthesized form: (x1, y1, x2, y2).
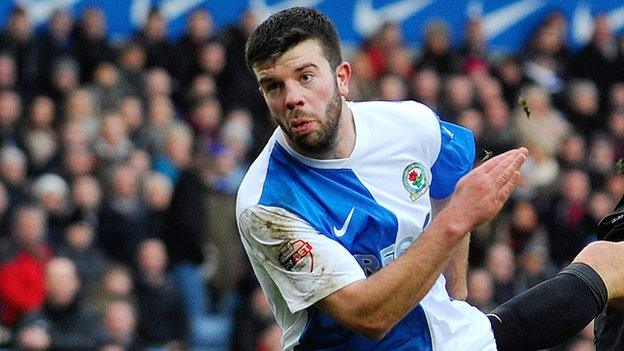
(19, 0, 82, 25)
(469, 0, 545, 40)
(250, 0, 326, 20)
(354, 0, 434, 37)
(572, 3, 624, 46)
(333, 207, 355, 238)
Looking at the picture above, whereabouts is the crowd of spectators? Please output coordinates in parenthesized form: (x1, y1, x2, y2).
(0, 4, 621, 351)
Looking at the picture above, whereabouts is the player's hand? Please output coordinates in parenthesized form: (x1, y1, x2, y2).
(439, 147, 529, 238)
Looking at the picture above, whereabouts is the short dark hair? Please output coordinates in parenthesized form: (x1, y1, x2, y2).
(245, 7, 342, 72)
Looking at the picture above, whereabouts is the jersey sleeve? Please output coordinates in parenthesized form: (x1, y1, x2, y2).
(238, 205, 366, 313)
(429, 118, 476, 200)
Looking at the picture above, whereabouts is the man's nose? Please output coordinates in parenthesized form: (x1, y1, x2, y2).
(284, 82, 305, 111)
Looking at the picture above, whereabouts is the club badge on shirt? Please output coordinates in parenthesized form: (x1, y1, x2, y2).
(402, 161, 429, 201)
(278, 239, 314, 272)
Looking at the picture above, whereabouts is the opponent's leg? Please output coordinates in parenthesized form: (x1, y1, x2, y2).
(488, 261, 607, 351)
(572, 241, 624, 309)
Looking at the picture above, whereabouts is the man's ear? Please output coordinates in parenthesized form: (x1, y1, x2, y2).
(335, 61, 351, 97)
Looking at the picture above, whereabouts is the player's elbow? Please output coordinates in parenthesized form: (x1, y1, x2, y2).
(353, 319, 391, 340)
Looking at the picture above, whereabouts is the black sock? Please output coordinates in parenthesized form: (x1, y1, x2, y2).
(488, 262, 607, 351)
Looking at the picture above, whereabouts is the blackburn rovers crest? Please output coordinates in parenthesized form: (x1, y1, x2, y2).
(402, 162, 429, 201)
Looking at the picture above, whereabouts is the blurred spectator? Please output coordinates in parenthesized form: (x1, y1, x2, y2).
(348, 51, 378, 101)
(0, 89, 22, 146)
(15, 257, 99, 351)
(220, 108, 254, 163)
(70, 175, 102, 227)
(17, 95, 58, 176)
(47, 56, 80, 106)
(409, 69, 440, 110)
(134, 239, 187, 349)
(117, 41, 147, 97)
(143, 67, 173, 100)
(515, 236, 558, 291)
(175, 9, 216, 86)
(458, 17, 488, 71)
(89, 62, 131, 112)
(98, 299, 139, 350)
(544, 169, 593, 267)
(523, 13, 570, 95)
(163, 155, 209, 318)
(231, 285, 275, 351)
(64, 88, 100, 140)
(480, 99, 521, 156)
(557, 133, 587, 170)
(0, 53, 17, 91)
(89, 264, 134, 316)
(153, 123, 194, 184)
(142, 172, 173, 240)
(134, 8, 173, 71)
(118, 96, 144, 145)
(514, 85, 571, 158)
(36, 9, 74, 90)
(414, 20, 458, 75)
(136, 95, 175, 155)
(71, 7, 114, 83)
(93, 111, 134, 171)
(466, 268, 495, 313)
(507, 201, 548, 254)
(440, 74, 475, 120)
(188, 96, 222, 153)
(485, 242, 517, 305)
(565, 79, 602, 139)
(378, 74, 409, 102)
(0, 145, 30, 209)
(572, 15, 624, 100)
(55, 221, 107, 291)
(0, 6, 39, 95)
(361, 21, 404, 78)
(0, 205, 50, 328)
(32, 173, 72, 243)
(98, 165, 151, 265)
(588, 137, 616, 189)
(494, 56, 524, 108)
(61, 145, 97, 180)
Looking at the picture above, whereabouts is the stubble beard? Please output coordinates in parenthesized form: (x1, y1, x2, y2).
(278, 84, 343, 155)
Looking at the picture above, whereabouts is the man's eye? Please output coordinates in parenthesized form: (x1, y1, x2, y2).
(265, 83, 280, 93)
(301, 74, 313, 83)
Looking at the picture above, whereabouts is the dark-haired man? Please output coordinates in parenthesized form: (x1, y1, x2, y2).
(236, 7, 624, 350)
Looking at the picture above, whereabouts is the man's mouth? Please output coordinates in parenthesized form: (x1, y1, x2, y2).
(291, 119, 315, 134)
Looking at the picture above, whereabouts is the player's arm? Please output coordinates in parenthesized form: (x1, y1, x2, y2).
(316, 148, 528, 340)
(432, 197, 469, 300)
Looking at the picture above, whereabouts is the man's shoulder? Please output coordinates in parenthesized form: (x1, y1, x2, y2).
(350, 100, 438, 123)
(236, 133, 280, 217)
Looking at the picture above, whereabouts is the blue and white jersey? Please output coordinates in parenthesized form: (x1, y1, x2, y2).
(236, 101, 497, 350)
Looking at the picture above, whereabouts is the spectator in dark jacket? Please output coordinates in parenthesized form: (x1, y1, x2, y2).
(15, 257, 99, 351)
(134, 239, 188, 349)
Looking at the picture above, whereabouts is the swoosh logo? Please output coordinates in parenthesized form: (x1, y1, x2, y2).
(469, 0, 545, 40)
(354, 0, 434, 37)
(18, 0, 82, 25)
(333, 207, 355, 238)
(250, 0, 326, 21)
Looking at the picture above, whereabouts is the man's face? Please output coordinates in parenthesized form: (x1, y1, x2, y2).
(253, 39, 347, 155)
